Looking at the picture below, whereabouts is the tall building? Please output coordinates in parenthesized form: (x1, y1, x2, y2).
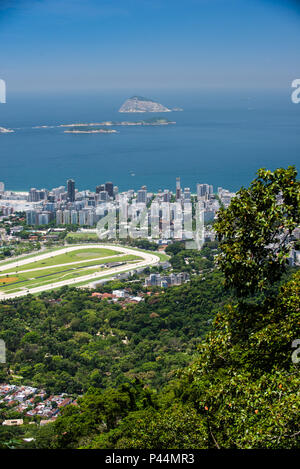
(137, 188, 147, 203)
(37, 212, 53, 225)
(71, 210, 78, 224)
(87, 210, 95, 226)
(26, 210, 37, 225)
(105, 181, 114, 198)
(176, 177, 181, 200)
(56, 210, 63, 225)
(196, 183, 211, 200)
(163, 190, 171, 202)
(96, 184, 105, 194)
(184, 187, 191, 201)
(38, 189, 48, 200)
(28, 188, 39, 202)
(67, 179, 75, 202)
(79, 210, 87, 226)
(99, 191, 109, 202)
(63, 210, 71, 224)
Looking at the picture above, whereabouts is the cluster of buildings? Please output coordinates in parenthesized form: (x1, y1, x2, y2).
(25, 179, 118, 227)
(0, 179, 234, 245)
(0, 181, 30, 218)
(144, 272, 190, 288)
(0, 383, 75, 424)
(217, 186, 237, 208)
(0, 384, 39, 405)
(25, 395, 74, 420)
(91, 289, 143, 305)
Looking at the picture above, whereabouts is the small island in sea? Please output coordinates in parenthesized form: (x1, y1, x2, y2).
(119, 96, 173, 113)
(59, 118, 175, 128)
(137, 118, 176, 126)
(33, 125, 55, 129)
(64, 128, 118, 134)
(0, 126, 14, 133)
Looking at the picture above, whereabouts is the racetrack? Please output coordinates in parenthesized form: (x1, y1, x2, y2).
(0, 244, 160, 300)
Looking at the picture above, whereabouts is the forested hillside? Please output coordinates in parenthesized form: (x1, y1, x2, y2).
(0, 269, 228, 394)
(0, 167, 299, 449)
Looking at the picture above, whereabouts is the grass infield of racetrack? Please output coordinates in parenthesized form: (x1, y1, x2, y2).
(0, 247, 142, 293)
(0, 247, 120, 274)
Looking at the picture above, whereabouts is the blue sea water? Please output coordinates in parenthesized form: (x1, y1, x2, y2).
(0, 89, 299, 193)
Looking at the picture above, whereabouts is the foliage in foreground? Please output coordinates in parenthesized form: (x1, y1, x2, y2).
(215, 166, 300, 296)
(29, 268, 299, 449)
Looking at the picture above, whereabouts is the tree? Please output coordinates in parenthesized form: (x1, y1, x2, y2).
(214, 166, 300, 296)
(165, 242, 185, 255)
(88, 404, 207, 449)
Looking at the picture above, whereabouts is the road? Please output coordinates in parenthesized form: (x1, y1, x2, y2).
(0, 244, 160, 300)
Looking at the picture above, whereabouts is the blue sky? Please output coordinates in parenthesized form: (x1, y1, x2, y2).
(0, 0, 300, 92)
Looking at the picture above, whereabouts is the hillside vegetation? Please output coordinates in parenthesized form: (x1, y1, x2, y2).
(0, 166, 299, 449)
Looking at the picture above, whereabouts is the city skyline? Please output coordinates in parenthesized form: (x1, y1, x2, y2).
(0, 175, 233, 247)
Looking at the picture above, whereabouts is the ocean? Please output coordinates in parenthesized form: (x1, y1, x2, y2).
(0, 89, 299, 193)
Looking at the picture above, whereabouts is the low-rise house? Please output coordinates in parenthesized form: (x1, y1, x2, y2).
(2, 419, 23, 426)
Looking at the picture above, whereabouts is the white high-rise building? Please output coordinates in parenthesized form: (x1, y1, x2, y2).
(63, 210, 71, 225)
(87, 210, 95, 226)
(56, 210, 63, 225)
(184, 188, 191, 202)
(71, 210, 78, 224)
(79, 210, 87, 226)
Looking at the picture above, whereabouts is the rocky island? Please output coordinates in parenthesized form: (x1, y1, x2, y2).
(0, 126, 14, 133)
(119, 96, 172, 113)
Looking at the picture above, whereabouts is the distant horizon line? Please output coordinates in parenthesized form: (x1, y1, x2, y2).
(2, 86, 295, 95)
